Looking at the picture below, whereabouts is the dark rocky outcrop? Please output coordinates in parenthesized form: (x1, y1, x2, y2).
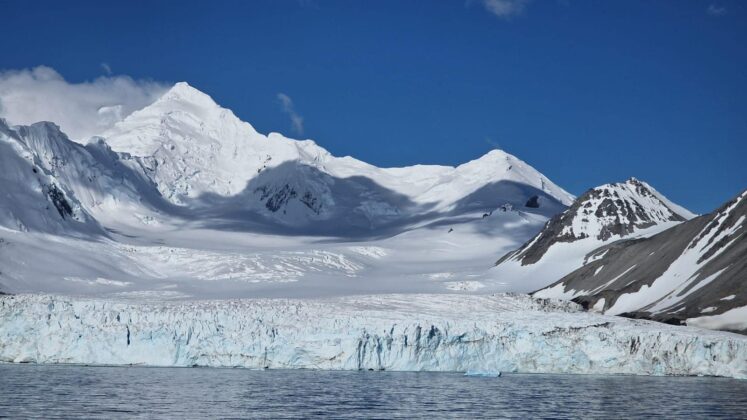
(45, 184, 73, 219)
(534, 190, 747, 334)
(525, 195, 540, 208)
(497, 178, 688, 267)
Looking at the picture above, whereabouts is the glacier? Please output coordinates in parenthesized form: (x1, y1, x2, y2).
(0, 86, 578, 299)
(1, 80, 743, 381)
(1, 293, 746, 379)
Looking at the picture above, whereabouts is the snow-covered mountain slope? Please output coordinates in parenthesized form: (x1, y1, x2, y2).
(102, 82, 573, 231)
(489, 178, 694, 292)
(0, 82, 574, 297)
(534, 190, 747, 333)
(2, 293, 746, 378)
(0, 119, 103, 235)
(0, 118, 183, 235)
(0, 207, 548, 299)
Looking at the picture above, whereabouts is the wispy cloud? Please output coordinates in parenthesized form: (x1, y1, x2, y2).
(484, 136, 503, 150)
(707, 4, 726, 16)
(0, 66, 168, 141)
(276, 92, 304, 136)
(100, 62, 112, 75)
(478, 0, 530, 19)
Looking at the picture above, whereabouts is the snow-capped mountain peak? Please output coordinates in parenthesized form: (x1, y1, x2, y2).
(561, 177, 693, 242)
(154, 81, 220, 111)
(490, 177, 693, 292)
(508, 177, 693, 265)
(102, 82, 314, 204)
(162, 81, 212, 102)
(104, 81, 259, 155)
(534, 189, 746, 332)
(453, 149, 574, 206)
(95, 82, 574, 226)
(0, 81, 575, 235)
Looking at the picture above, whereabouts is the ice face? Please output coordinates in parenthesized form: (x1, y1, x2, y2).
(1, 293, 745, 379)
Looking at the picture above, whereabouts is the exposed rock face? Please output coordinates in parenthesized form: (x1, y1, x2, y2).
(496, 178, 691, 267)
(525, 195, 540, 208)
(0, 119, 107, 235)
(44, 184, 73, 219)
(534, 190, 747, 334)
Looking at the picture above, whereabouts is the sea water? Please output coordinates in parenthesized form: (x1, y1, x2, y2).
(1, 364, 746, 418)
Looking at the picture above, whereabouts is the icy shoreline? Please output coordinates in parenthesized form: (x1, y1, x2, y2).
(1, 294, 745, 379)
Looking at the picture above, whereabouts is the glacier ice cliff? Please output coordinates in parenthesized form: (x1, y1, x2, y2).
(0, 294, 745, 379)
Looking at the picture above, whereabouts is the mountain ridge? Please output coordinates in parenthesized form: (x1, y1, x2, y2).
(6, 82, 739, 336)
(534, 189, 746, 333)
(0, 82, 573, 236)
(489, 177, 693, 292)
(97, 82, 574, 227)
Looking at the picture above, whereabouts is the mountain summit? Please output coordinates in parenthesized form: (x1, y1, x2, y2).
(1, 82, 573, 235)
(491, 177, 694, 291)
(502, 177, 694, 265)
(98, 82, 573, 229)
(535, 190, 746, 333)
(0, 82, 578, 301)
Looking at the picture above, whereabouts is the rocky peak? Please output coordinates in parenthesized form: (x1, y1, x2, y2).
(497, 178, 692, 266)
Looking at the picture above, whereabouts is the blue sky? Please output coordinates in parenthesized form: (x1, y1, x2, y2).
(1, 0, 745, 213)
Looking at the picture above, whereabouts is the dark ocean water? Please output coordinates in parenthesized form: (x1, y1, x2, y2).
(1, 364, 746, 419)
